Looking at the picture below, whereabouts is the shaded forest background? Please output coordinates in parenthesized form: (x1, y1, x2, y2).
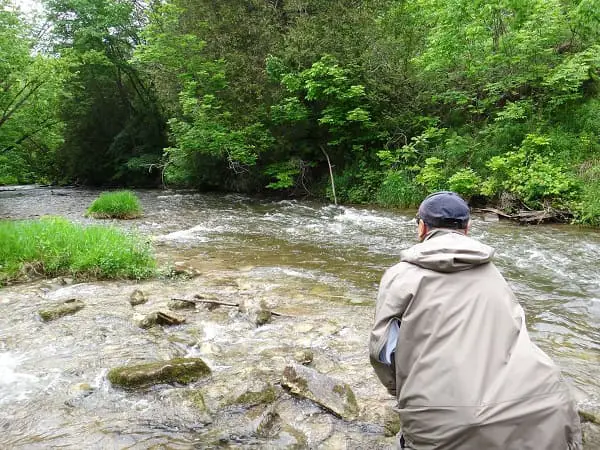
(2, 0, 600, 224)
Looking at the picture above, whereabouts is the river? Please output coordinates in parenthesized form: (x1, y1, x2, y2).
(1, 186, 599, 449)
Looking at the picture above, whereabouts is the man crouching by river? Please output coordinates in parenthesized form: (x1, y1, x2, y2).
(369, 191, 582, 449)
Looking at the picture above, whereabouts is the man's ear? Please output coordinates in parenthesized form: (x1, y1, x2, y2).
(418, 221, 428, 241)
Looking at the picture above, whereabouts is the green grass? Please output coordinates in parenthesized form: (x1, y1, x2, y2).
(0, 217, 156, 284)
(86, 190, 142, 219)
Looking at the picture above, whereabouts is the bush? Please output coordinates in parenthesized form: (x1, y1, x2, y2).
(481, 135, 581, 209)
(376, 171, 422, 208)
(574, 161, 600, 226)
(448, 168, 482, 198)
(0, 217, 156, 284)
(86, 190, 142, 219)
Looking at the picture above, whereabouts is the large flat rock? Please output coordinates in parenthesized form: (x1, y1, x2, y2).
(108, 358, 211, 389)
(281, 363, 359, 421)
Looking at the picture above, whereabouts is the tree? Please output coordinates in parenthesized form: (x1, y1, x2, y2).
(45, 0, 166, 185)
(0, 2, 64, 184)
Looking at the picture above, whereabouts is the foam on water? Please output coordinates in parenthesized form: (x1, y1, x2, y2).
(0, 352, 39, 404)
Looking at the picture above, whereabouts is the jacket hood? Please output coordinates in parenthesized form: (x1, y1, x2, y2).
(400, 229, 495, 272)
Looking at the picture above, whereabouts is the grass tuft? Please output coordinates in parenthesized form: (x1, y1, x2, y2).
(86, 190, 142, 219)
(0, 217, 156, 284)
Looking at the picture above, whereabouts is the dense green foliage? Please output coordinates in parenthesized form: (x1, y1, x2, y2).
(0, 217, 155, 284)
(86, 190, 143, 219)
(2, 0, 600, 224)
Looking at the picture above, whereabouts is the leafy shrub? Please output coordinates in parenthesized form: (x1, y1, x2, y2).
(330, 163, 381, 204)
(415, 157, 446, 192)
(481, 136, 581, 208)
(448, 168, 482, 198)
(376, 171, 422, 208)
(0, 217, 155, 284)
(86, 191, 142, 219)
(574, 161, 600, 225)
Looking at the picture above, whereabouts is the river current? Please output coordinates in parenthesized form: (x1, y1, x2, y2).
(1, 186, 599, 449)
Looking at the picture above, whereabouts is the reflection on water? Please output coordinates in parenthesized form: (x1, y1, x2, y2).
(1, 186, 599, 448)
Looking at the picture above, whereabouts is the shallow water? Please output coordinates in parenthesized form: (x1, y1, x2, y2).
(1, 186, 599, 448)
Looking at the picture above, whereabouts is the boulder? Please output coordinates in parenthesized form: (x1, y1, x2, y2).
(108, 357, 211, 389)
(138, 311, 185, 329)
(229, 382, 279, 407)
(39, 299, 85, 321)
(293, 349, 314, 366)
(281, 363, 359, 421)
(168, 298, 197, 310)
(129, 289, 148, 306)
(580, 407, 600, 450)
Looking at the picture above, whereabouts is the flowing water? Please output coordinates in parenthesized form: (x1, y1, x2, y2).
(1, 186, 599, 449)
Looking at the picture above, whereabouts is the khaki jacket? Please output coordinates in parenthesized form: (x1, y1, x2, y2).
(369, 230, 582, 449)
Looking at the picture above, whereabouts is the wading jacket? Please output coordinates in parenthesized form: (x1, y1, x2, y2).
(369, 229, 582, 450)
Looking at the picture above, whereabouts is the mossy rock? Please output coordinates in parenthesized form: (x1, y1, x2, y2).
(39, 299, 85, 322)
(232, 384, 279, 407)
(137, 311, 185, 329)
(108, 357, 211, 389)
(129, 289, 148, 306)
(383, 405, 402, 437)
(293, 349, 314, 366)
(168, 298, 197, 310)
(281, 363, 359, 421)
(579, 408, 600, 425)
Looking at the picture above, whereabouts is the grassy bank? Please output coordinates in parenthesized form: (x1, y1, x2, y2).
(0, 217, 155, 284)
(86, 191, 142, 219)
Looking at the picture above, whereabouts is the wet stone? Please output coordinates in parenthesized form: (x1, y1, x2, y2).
(138, 311, 185, 329)
(580, 407, 600, 425)
(129, 289, 148, 306)
(582, 422, 600, 449)
(383, 405, 402, 437)
(168, 298, 197, 310)
(293, 349, 314, 366)
(254, 309, 272, 326)
(229, 382, 279, 407)
(281, 363, 360, 421)
(39, 298, 85, 322)
(107, 357, 211, 389)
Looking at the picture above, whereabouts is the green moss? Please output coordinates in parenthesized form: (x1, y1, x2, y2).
(232, 385, 278, 407)
(333, 383, 360, 418)
(188, 390, 208, 411)
(86, 190, 142, 219)
(579, 409, 600, 425)
(282, 365, 308, 394)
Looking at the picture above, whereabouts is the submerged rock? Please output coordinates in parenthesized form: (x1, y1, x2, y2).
(168, 298, 197, 310)
(580, 407, 600, 449)
(129, 289, 148, 306)
(229, 382, 279, 408)
(293, 349, 314, 366)
(383, 405, 402, 437)
(108, 357, 211, 389)
(137, 311, 185, 329)
(239, 298, 273, 326)
(38, 299, 85, 321)
(281, 363, 360, 421)
(580, 408, 600, 425)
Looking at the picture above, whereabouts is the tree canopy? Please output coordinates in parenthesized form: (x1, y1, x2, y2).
(2, 0, 600, 224)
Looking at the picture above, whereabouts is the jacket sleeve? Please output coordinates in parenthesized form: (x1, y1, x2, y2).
(369, 264, 413, 396)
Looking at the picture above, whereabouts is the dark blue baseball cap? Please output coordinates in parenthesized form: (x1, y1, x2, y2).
(417, 191, 470, 229)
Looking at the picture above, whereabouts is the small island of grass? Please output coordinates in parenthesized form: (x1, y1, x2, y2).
(86, 190, 142, 219)
(0, 217, 155, 285)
